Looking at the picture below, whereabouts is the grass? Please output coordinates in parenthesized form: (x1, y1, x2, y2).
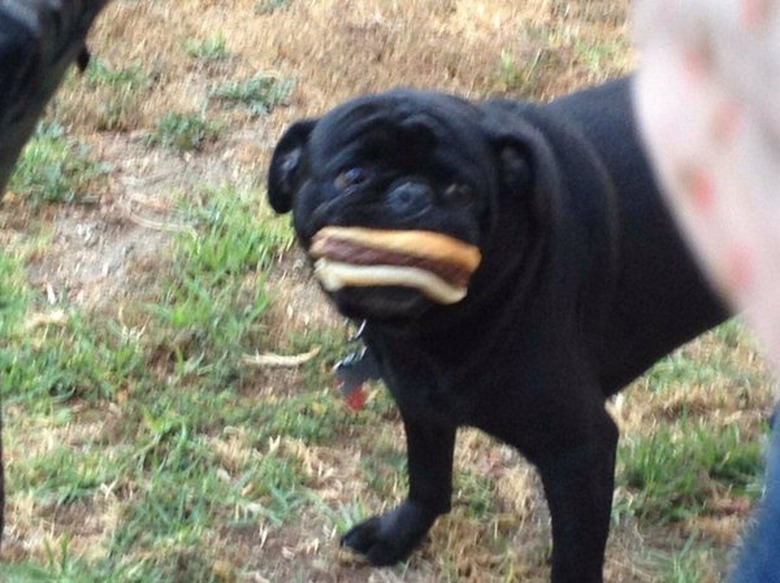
(617, 422, 764, 523)
(209, 74, 295, 117)
(80, 59, 156, 131)
(184, 34, 230, 62)
(1, 287, 151, 407)
(255, 0, 292, 15)
(150, 184, 292, 369)
(85, 60, 149, 90)
(1, 1, 776, 582)
(147, 113, 223, 153)
(643, 535, 720, 583)
(8, 122, 108, 205)
(1, 182, 311, 581)
(0, 251, 27, 329)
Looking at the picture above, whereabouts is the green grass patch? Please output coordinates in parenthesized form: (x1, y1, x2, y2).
(173, 184, 292, 281)
(81, 59, 155, 131)
(147, 184, 293, 387)
(575, 39, 630, 75)
(642, 321, 768, 393)
(644, 536, 720, 583)
(359, 436, 407, 498)
(0, 249, 144, 410)
(496, 50, 545, 94)
(252, 392, 352, 444)
(184, 33, 230, 62)
(617, 422, 764, 523)
(644, 351, 726, 390)
(455, 469, 496, 518)
(8, 122, 108, 205)
(209, 73, 294, 116)
(86, 60, 149, 90)
(148, 112, 223, 153)
(0, 537, 105, 583)
(0, 250, 28, 327)
(13, 444, 126, 506)
(1, 308, 145, 407)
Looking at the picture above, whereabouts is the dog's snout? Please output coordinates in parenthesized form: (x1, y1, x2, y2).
(387, 180, 433, 217)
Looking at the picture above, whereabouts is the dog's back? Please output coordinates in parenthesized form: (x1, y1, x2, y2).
(544, 78, 729, 391)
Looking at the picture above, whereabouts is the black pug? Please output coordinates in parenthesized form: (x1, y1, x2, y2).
(267, 76, 729, 583)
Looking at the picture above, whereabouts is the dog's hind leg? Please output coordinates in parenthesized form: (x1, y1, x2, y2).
(341, 413, 456, 565)
(524, 403, 618, 583)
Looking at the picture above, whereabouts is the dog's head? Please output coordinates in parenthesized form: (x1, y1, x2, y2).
(268, 89, 554, 321)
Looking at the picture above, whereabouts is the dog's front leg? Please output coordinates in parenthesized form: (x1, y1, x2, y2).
(534, 407, 618, 583)
(341, 412, 456, 566)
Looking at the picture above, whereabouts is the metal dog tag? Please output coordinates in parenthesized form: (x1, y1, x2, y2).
(334, 346, 382, 411)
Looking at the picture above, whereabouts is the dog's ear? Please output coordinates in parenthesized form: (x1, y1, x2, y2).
(480, 105, 561, 225)
(268, 119, 318, 214)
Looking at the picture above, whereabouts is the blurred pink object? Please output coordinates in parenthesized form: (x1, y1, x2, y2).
(633, 0, 780, 381)
(634, 4, 780, 581)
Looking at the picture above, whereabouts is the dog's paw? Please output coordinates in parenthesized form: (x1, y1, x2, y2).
(341, 500, 437, 566)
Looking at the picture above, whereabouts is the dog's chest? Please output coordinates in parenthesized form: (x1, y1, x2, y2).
(365, 324, 535, 426)
(364, 333, 477, 423)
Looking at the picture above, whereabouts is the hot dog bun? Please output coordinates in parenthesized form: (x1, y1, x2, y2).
(309, 226, 482, 304)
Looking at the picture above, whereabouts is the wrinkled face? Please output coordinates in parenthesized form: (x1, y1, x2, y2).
(268, 90, 511, 321)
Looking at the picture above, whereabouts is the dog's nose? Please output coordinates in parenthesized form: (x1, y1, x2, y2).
(387, 180, 433, 217)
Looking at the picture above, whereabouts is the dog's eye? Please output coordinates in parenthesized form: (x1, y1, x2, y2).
(335, 167, 370, 190)
(443, 183, 474, 206)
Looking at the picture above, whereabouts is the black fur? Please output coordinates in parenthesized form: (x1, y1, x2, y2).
(268, 77, 729, 583)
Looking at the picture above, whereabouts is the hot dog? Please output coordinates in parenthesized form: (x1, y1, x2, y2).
(309, 226, 482, 304)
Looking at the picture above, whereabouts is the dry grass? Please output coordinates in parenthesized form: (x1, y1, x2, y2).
(0, 1, 775, 582)
(60, 0, 632, 159)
